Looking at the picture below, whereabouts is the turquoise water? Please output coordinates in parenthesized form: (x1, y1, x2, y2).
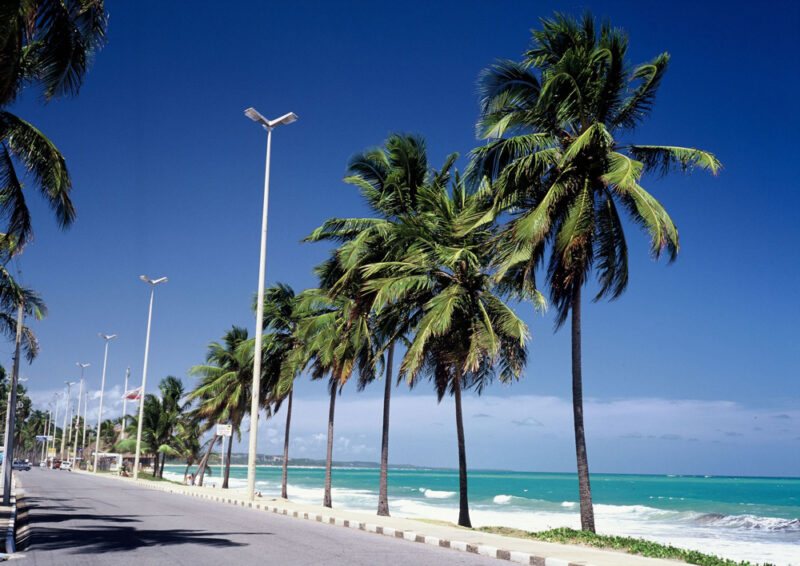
(164, 465, 800, 565)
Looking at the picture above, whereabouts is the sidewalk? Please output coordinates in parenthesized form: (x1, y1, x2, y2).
(75, 470, 679, 566)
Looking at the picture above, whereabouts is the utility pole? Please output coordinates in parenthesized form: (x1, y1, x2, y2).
(1, 301, 24, 504)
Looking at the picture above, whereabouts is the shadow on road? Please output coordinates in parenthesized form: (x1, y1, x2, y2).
(27, 525, 256, 553)
(18, 497, 268, 554)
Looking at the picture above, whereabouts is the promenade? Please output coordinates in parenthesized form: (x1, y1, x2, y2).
(6, 468, 684, 566)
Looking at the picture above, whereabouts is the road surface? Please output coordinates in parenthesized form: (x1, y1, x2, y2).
(13, 469, 503, 566)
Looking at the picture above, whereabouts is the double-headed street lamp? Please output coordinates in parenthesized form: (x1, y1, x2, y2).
(243, 107, 297, 501)
(73, 363, 89, 465)
(133, 275, 167, 479)
(94, 334, 116, 472)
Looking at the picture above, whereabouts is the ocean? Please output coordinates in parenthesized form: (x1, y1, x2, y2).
(162, 465, 799, 565)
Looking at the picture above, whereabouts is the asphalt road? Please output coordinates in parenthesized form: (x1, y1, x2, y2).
(13, 469, 503, 566)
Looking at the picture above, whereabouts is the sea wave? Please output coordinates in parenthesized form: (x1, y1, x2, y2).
(419, 488, 456, 499)
(695, 513, 800, 532)
(493, 495, 512, 504)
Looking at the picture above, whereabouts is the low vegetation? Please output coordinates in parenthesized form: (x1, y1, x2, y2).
(478, 526, 775, 566)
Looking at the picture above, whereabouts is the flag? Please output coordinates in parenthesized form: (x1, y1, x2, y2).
(122, 387, 142, 401)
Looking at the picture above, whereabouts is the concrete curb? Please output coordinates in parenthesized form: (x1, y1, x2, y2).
(78, 471, 605, 566)
(1, 476, 19, 555)
(2, 493, 14, 555)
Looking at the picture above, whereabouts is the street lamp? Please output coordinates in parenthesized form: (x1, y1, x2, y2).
(94, 334, 116, 472)
(243, 107, 297, 501)
(133, 275, 167, 479)
(50, 393, 62, 467)
(60, 381, 76, 458)
(73, 363, 89, 465)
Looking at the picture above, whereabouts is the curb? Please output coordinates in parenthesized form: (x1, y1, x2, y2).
(2, 476, 18, 555)
(80, 472, 603, 566)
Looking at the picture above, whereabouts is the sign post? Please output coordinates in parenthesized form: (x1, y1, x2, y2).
(215, 424, 232, 485)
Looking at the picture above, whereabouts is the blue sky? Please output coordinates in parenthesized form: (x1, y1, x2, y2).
(8, 0, 799, 477)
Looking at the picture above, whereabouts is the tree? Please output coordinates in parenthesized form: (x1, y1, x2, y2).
(189, 327, 253, 489)
(291, 268, 376, 508)
(0, 1, 107, 255)
(305, 134, 453, 516)
(256, 283, 302, 500)
(364, 174, 529, 527)
(141, 376, 185, 478)
(472, 12, 720, 531)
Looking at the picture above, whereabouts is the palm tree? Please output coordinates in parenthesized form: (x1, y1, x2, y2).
(140, 376, 185, 478)
(306, 134, 451, 516)
(471, 13, 720, 531)
(292, 269, 376, 509)
(364, 174, 529, 528)
(0, 265, 46, 362)
(256, 283, 301, 500)
(0, 1, 107, 254)
(189, 327, 253, 489)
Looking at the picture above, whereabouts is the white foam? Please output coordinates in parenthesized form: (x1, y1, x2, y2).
(418, 488, 456, 499)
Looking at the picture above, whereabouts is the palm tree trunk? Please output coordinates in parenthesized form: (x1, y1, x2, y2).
(159, 452, 166, 478)
(281, 389, 293, 499)
(183, 461, 190, 484)
(196, 434, 218, 487)
(571, 284, 595, 532)
(323, 385, 336, 508)
(454, 374, 472, 528)
(377, 342, 394, 517)
(222, 427, 233, 489)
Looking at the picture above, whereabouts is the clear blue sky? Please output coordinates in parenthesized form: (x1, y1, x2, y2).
(8, 0, 799, 476)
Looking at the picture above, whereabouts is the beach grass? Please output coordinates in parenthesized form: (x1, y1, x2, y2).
(477, 526, 776, 566)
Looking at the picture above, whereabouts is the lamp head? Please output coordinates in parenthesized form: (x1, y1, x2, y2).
(244, 107, 298, 129)
(99, 333, 117, 341)
(140, 275, 168, 285)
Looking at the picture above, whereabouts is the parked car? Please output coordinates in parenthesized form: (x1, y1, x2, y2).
(60, 461, 72, 471)
(12, 460, 31, 471)
(39, 462, 46, 468)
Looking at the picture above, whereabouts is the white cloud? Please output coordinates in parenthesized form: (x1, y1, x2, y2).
(26, 384, 800, 477)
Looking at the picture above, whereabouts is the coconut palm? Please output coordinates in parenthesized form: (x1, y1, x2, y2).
(189, 327, 253, 489)
(291, 265, 376, 508)
(256, 283, 302, 499)
(140, 376, 185, 478)
(364, 174, 530, 528)
(471, 13, 720, 531)
(0, 1, 107, 254)
(0, 265, 46, 362)
(306, 134, 453, 516)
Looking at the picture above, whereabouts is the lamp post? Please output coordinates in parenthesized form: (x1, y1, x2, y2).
(42, 405, 52, 464)
(50, 393, 61, 467)
(121, 367, 130, 439)
(243, 107, 298, 501)
(73, 363, 89, 466)
(82, 390, 88, 452)
(60, 381, 76, 459)
(133, 276, 167, 479)
(94, 334, 116, 472)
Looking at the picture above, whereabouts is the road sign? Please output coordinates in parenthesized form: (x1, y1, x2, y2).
(216, 424, 232, 437)
(35, 435, 53, 442)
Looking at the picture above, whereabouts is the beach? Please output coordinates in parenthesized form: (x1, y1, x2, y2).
(165, 465, 800, 566)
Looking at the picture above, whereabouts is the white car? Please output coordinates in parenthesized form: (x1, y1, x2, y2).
(60, 461, 72, 471)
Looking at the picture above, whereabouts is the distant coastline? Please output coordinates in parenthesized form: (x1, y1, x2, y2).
(167, 454, 800, 479)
